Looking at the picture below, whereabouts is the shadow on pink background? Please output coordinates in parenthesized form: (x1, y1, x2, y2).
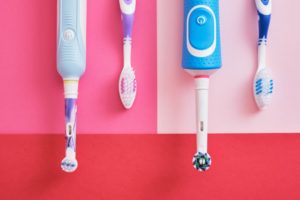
(0, 0, 157, 134)
(158, 0, 300, 133)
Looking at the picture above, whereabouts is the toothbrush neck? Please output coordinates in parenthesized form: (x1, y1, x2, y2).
(258, 41, 267, 70)
(123, 37, 132, 67)
(195, 77, 210, 153)
(64, 98, 77, 152)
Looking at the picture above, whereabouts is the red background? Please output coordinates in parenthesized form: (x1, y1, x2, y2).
(0, 134, 299, 199)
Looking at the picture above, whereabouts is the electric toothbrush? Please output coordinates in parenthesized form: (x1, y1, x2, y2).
(119, 0, 137, 109)
(254, 0, 273, 109)
(57, 0, 87, 173)
(182, 0, 222, 171)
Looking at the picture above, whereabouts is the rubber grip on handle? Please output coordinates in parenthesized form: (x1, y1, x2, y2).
(122, 14, 134, 38)
(119, 0, 136, 38)
(256, 0, 272, 41)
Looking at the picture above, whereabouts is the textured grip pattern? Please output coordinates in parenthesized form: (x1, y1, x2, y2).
(182, 0, 222, 70)
(57, 0, 86, 79)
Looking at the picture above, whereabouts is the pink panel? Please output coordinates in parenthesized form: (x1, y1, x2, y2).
(158, 0, 300, 133)
(0, 0, 157, 134)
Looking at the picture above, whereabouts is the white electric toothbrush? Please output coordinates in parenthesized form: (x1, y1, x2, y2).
(57, 0, 87, 173)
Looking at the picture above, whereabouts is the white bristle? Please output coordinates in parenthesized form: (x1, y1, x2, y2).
(119, 67, 137, 109)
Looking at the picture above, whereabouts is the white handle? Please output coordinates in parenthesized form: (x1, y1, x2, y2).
(123, 38, 132, 68)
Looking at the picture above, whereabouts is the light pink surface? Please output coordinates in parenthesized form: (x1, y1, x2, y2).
(0, 0, 157, 134)
(158, 0, 300, 133)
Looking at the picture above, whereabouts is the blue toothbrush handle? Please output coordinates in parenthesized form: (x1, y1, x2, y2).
(182, 0, 222, 71)
(57, 0, 87, 79)
(255, 0, 272, 43)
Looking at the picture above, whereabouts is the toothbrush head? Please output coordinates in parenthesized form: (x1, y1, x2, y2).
(61, 157, 78, 173)
(119, 66, 137, 109)
(192, 152, 211, 171)
(254, 68, 274, 109)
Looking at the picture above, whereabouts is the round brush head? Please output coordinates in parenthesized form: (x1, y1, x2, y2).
(192, 152, 211, 171)
(61, 157, 78, 173)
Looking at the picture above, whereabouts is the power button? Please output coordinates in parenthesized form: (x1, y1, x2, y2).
(197, 16, 207, 25)
(63, 29, 75, 41)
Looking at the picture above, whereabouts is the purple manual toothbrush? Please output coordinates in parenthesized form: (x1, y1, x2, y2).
(118, 0, 137, 109)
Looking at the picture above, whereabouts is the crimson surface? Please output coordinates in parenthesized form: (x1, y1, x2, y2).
(0, 134, 299, 199)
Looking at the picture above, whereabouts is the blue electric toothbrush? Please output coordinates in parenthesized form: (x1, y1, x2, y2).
(254, 0, 273, 109)
(57, 0, 87, 173)
(182, 0, 222, 171)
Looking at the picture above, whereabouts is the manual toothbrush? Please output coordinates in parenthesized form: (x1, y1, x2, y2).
(118, 0, 137, 109)
(253, 0, 274, 109)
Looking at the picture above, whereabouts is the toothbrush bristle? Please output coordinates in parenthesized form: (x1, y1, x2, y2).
(192, 152, 211, 171)
(61, 157, 78, 173)
(254, 69, 274, 109)
(119, 67, 137, 109)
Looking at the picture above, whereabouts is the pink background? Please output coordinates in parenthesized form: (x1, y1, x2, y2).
(158, 0, 300, 133)
(0, 0, 157, 134)
(1, 0, 299, 134)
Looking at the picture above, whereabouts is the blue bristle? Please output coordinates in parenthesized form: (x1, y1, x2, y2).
(255, 77, 274, 96)
(62, 162, 75, 167)
(256, 85, 262, 89)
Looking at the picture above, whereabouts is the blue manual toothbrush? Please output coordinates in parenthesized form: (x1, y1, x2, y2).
(253, 0, 274, 109)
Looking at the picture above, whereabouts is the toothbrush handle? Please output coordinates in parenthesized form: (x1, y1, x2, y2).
(255, 0, 272, 44)
(119, 0, 136, 38)
(195, 78, 209, 154)
(182, 0, 222, 71)
(57, 0, 87, 79)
